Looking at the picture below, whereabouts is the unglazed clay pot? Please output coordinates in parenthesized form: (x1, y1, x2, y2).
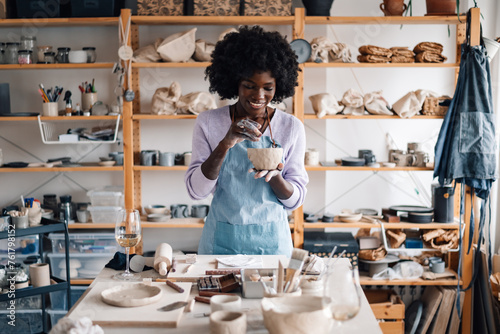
(247, 147, 283, 170)
(261, 296, 332, 334)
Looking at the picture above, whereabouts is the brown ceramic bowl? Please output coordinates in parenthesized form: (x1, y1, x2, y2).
(247, 147, 283, 170)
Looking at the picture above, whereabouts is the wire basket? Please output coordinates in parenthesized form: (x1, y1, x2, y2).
(422, 96, 451, 116)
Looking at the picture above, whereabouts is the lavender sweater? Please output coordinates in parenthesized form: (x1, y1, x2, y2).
(184, 105, 308, 210)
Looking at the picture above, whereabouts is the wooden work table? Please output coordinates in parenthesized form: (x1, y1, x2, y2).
(67, 255, 382, 334)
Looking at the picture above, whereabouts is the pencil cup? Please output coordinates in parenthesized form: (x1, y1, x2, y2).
(29, 263, 50, 287)
(82, 92, 98, 111)
(42, 102, 58, 116)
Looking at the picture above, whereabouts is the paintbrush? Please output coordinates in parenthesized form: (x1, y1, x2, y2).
(277, 260, 284, 293)
(284, 248, 309, 293)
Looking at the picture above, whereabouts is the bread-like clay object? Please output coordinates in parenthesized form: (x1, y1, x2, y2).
(247, 147, 283, 170)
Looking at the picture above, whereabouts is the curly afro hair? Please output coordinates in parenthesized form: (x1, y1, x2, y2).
(205, 25, 299, 103)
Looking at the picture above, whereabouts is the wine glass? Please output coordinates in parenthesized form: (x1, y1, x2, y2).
(113, 209, 141, 281)
(323, 266, 361, 332)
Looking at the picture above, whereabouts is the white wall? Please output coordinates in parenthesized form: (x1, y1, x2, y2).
(1, 0, 499, 254)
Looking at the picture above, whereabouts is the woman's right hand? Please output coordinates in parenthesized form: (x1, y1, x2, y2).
(221, 118, 262, 149)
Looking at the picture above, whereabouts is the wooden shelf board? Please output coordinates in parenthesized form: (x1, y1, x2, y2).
(70, 279, 94, 285)
(131, 15, 295, 25)
(133, 114, 197, 120)
(305, 15, 466, 25)
(0, 116, 38, 121)
(306, 165, 433, 171)
(134, 165, 188, 171)
(360, 276, 461, 286)
(305, 62, 459, 68)
(68, 223, 114, 229)
(0, 164, 123, 172)
(132, 62, 209, 68)
(304, 114, 444, 120)
(0, 63, 115, 70)
(0, 17, 119, 27)
(304, 222, 460, 229)
(142, 218, 205, 228)
(39, 116, 120, 121)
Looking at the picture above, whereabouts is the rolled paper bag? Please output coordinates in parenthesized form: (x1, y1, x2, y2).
(154, 243, 172, 276)
(28, 207, 42, 226)
(30, 263, 51, 287)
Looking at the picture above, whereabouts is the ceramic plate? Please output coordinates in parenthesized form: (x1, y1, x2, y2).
(341, 157, 365, 166)
(388, 205, 433, 213)
(290, 39, 312, 63)
(101, 283, 162, 308)
(99, 161, 116, 167)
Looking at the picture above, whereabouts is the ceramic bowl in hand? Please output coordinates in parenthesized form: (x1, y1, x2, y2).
(261, 296, 332, 334)
(247, 147, 283, 170)
(144, 205, 167, 215)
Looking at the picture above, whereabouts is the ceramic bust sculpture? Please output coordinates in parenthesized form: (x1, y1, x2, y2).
(247, 147, 283, 170)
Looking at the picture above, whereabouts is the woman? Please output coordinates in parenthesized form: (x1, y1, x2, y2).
(184, 26, 308, 256)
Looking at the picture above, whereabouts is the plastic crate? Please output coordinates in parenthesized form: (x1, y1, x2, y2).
(47, 253, 113, 280)
(15, 0, 60, 18)
(87, 206, 121, 224)
(0, 295, 41, 310)
(0, 235, 38, 255)
(47, 233, 117, 254)
(49, 286, 87, 310)
(87, 188, 123, 207)
(0, 309, 42, 334)
(48, 309, 67, 328)
(70, 0, 118, 17)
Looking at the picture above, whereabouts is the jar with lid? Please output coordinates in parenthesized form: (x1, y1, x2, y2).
(21, 35, 37, 63)
(14, 263, 29, 289)
(56, 47, 71, 63)
(0, 43, 5, 64)
(59, 195, 74, 224)
(82, 47, 96, 63)
(5, 42, 20, 64)
(37, 46, 52, 63)
(18, 50, 33, 64)
(44, 51, 56, 64)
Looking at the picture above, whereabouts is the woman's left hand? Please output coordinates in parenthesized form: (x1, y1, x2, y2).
(248, 163, 284, 182)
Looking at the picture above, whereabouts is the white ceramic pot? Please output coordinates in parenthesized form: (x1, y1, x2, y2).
(68, 50, 88, 63)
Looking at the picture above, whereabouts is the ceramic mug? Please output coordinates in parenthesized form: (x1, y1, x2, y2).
(170, 204, 188, 218)
(184, 152, 192, 166)
(407, 142, 423, 153)
(159, 152, 175, 166)
(76, 209, 90, 223)
(393, 153, 416, 167)
(209, 311, 247, 334)
(140, 150, 158, 166)
(29, 263, 50, 287)
(388, 149, 404, 162)
(191, 204, 209, 218)
(12, 215, 29, 229)
(429, 259, 445, 273)
(109, 152, 124, 166)
(415, 151, 430, 167)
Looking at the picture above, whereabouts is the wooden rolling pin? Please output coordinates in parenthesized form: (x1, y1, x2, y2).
(154, 243, 172, 276)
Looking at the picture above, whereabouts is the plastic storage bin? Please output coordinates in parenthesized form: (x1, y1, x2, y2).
(0, 235, 38, 255)
(48, 233, 118, 254)
(47, 253, 113, 280)
(70, 0, 118, 17)
(87, 206, 121, 223)
(49, 286, 87, 310)
(0, 309, 42, 333)
(0, 295, 41, 310)
(87, 188, 123, 207)
(48, 309, 67, 328)
(15, 0, 60, 18)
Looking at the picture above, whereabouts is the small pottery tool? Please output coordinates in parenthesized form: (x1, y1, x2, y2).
(194, 296, 211, 304)
(154, 243, 172, 276)
(166, 280, 185, 293)
(277, 260, 284, 293)
(284, 248, 309, 292)
(157, 301, 188, 312)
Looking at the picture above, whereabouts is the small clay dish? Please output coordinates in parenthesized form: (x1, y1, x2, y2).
(98, 161, 116, 167)
(99, 156, 114, 161)
(144, 205, 167, 215)
(247, 147, 283, 170)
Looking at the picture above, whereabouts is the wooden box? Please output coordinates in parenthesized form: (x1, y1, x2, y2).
(193, 0, 239, 16)
(137, 0, 183, 16)
(364, 289, 405, 334)
(244, 0, 291, 16)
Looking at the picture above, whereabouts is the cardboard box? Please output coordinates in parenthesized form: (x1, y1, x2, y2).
(244, 0, 291, 16)
(193, 0, 239, 16)
(303, 231, 359, 268)
(137, 0, 183, 16)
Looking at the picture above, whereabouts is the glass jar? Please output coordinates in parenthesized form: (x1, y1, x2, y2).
(56, 47, 70, 63)
(82, 47, 97, 63)
(18, 50, 33, 64)
(21, 35, 37, 63)
(5, 42, 20, 64)
(37, 46, 52, 63)
(0, 43, 5, 64)
(44, 51, 56, 64)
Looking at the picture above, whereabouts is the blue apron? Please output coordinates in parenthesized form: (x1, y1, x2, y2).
(198, 135, 293, 256)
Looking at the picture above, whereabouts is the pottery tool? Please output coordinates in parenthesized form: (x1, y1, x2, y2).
(157, 301, 188, 312)
(277, 260, 284, 293)
(194, 296, 211, 304)
(171, 259, 177, 272)
(198, 291, 238, 297)
(166, 280, 184, 293)
(154, 243, 173, 276)
(183, 264, 193, 273)
(284, 248, 309, 293)
(318, 245, 338, 280)
(295, 255, 320, 291)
